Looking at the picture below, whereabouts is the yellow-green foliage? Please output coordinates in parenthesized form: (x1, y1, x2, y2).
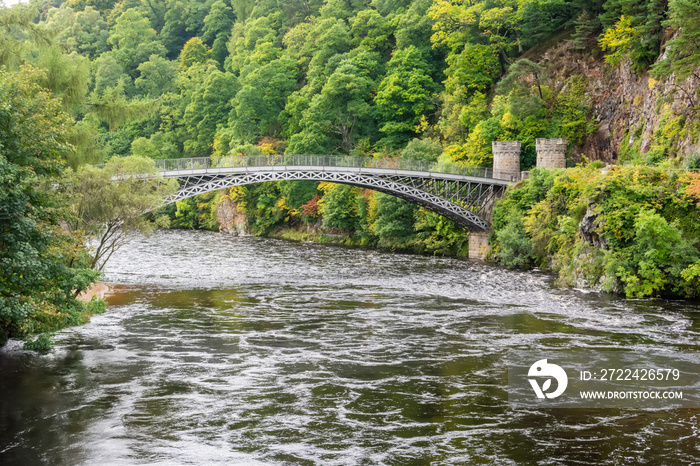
(617, 124, 644, 164)
(492, 165, 700, 297)
(599, 16, 636, 65)
(646, 106, 686, 165)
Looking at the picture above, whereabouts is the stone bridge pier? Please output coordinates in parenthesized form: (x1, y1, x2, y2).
(536, 138, 567, 169)
(469, 231, 491, 261)
(469, 138, 568, 260)
(492, 141, 521, 181)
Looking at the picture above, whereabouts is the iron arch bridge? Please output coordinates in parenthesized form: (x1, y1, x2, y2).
(154, 155, 512, 232)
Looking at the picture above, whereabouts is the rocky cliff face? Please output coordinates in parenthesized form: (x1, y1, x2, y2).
(217, 196, 248, 236)
(540, 40, 700, 165)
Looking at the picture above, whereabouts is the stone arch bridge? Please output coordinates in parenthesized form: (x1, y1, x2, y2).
(154, 155, 513, 232)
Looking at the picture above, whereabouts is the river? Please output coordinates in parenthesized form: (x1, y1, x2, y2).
(1, 229, 699, 464)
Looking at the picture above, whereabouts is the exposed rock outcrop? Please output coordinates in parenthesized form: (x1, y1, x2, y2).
(579, 202, 608, 250)
(217, 196, 248, 236)
(537, 40, 700, 164)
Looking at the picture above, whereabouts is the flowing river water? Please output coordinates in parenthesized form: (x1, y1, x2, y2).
(1, 229, 699, 465)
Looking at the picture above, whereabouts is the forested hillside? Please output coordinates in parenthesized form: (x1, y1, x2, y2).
(2, 0, 694, 161)
(2, 0, 700, 303)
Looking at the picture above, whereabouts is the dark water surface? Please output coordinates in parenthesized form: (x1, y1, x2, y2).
(1, 230, 699, 465)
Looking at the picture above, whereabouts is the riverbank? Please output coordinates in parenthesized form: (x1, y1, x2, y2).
(490, 166, 700, 298)
(269, 227, 366, 247)
(160, 165, 700, 299)
(265, 226, 470, 258)
(252, 165, 700, 300)
(77, 282, 110, 303)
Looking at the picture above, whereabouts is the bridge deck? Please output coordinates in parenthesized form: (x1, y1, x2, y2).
(153, 155, 511, 186)
(158, 164, 512, 187)
(144, 155, 512, 232)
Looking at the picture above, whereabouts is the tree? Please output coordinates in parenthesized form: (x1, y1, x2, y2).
(494, 214, 535, 268)
(614, 209, 699, 297)
(135, 54, 176, 97)
(428, 0, 480, 52)
(0, 4, 49, 69)
(229, 57, 298, 143)
(651, 0, 700, 108)
(570, 10, 601, 51)
(350, 9, 393, 53)
(160, 0, 190, 57)
(497, 58, 546, 100)
(371, 193, 417, 245)
(35, 46, 91, 113)
(519, 0, 570, 50)
(401, 138, 442, 162)
(47, 5, 110, 58)
(227, 15, 282, 76)
(600, 0, 668, 73)
(414, 208, 469, 256)
(319, 0, 368, 20)
(395, 0, 437, 53)
(428, 0, 520, 63)
(445, 43, 500, 98)
(375, 46, 436, 147)
(67, 117, 105, 168)
(67, 156, 177, 271)
(279, 181, 319, 211)
(131, 131, 180, 159)
(478, 3, 520, 60)
(93, 54, 133, 97)
(178, 36, 213, 70)
(140, 0, 167, 32)
(107, 8, 167, 76)
(183, 67, 240, 155)
(599, 15, 636, 66)
(0, 67, 101, 347)
(320, 183, 359, 231)
(202, 0, 235, 65)
(285, 123, 331, 154)
(303, 17, 352, 81)
(302, 62, 374, 153)
(87, 79, 157, 131)
(440, 43, 499, 142)
(242, 182, 285, 234)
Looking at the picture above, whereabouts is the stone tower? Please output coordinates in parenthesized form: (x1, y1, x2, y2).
(535, 138, 567, 169)
(492, 141, 521, 181)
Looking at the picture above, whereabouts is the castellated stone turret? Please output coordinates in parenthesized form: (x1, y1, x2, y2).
(535, 138, 567, 169)
(492, 141, 521, 181)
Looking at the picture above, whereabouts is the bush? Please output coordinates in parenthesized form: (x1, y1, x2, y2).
(24, 334, 54, 353)
(490, 165, 700, 297)
(401, 138, 443, 162)
(494, 214, 535, 268)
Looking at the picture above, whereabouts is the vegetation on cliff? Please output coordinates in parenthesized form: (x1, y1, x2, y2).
(491, 166, 700, 298)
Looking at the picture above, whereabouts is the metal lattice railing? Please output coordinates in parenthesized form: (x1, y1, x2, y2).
(153, 155, 494, 179)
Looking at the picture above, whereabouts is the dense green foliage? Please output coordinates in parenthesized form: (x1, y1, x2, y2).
(0, 0, 639, 165)
(2, 0, 694, 187)
(0, 67, 102, 347)
(491, 166, 700, 298)
(1, 0, 696, 162)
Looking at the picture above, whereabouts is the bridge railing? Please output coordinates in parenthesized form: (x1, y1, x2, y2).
(154, 155, 494, 179)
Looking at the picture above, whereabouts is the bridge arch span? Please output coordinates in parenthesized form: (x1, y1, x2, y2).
(161, 165, 508, 231)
